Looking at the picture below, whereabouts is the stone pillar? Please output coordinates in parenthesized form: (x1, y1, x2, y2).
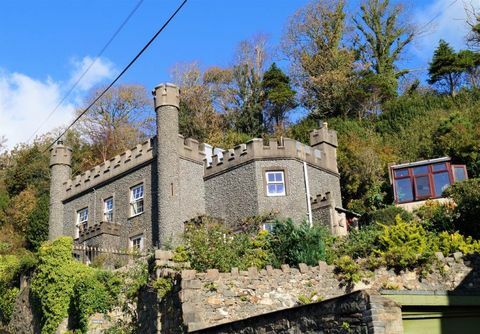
(309, 122, 338, 173)
(153, 83, 181, 246)
(48, 141, 72, 240)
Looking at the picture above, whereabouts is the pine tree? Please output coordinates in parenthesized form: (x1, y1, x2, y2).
(261, 63, 297, 131)
(428, 40, 464, 96)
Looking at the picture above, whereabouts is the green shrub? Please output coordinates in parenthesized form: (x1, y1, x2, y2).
(444, 179, 480, 238)
(0, 284, 19, 324)
(31, 237, 92, 334)
(415, 200, 456, 233)
(334, 255, 362, 286)
(336, 224, 382, 260)
(376, 216, 434, 271)
(183, 216, 274, 272)
(152, 277, 173, 298)
(268, 220, 328, 266)
(361, 206, 413, 226)
(437, 231, 480, 256)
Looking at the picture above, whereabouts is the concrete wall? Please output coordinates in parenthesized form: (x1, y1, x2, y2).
(62, 162, 155, 250)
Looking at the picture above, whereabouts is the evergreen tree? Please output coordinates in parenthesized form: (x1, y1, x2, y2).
(261, 63, 297, 131)
(428, 40, 464, 96)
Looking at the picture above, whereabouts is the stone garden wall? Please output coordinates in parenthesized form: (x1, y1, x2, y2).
(155, 250, 480, 332)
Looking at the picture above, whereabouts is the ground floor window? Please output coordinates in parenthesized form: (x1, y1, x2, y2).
(130, 234, 144, 251)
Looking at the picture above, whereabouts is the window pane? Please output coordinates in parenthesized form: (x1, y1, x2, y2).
(415, 176, 431, 198)
(395, 179, 413, 202)
(267, 173, 275, 182)
(413, 166, 428, 175)
(275, 184, 285, 194)
(432, 163, 447, 172)
(274, 172, 283, 182)
(394, 169, 408, 177)
(267, 184, 276, 194)
(433, 172, 450, 197)
(454, 166, 467, 181)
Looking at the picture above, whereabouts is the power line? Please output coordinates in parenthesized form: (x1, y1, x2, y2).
(45, 0, 188, 152)
(28, 0, 145, 144)
(419, 0, 459, 32)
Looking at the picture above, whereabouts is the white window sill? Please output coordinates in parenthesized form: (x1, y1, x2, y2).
(128, 212, 144, 219)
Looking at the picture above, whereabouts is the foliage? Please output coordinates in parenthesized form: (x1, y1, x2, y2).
(335, 224, 382, 259)
(267, 220, 328, 266)
(183, 216, 274, 272)
(361, 206, 413, 226)
(428, 40, 465, 96)
(261, 63, 297, 130)
(414, 201, 456, 233)
(26, 193, 50, 251)
(31, 237, 92, 334)
(376, 216, 434, 271)
(152, 277, 173, 299)
(444, 179, 480, 238)
(436, 231, 480, 256)
(334, 255, 362, 287)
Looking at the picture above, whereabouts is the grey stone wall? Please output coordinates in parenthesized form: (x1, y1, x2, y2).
(179, 158, 206, 224)
(192, 290, 403, 334)
(307, 164, 342, 207)
(205, 162, 258, 229)
(62, 162, 155, 250)
(254, 159, 308, 223)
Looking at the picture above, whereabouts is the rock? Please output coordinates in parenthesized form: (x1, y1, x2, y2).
(206, 269, 220, 281)
(435, 252, 445, 262)
(299, 263, 309, 273)
(207, 296, 223, 305)
(281, 264, 290, 273)
(155, 250, 173, 261)
(453, 252, 463, 262)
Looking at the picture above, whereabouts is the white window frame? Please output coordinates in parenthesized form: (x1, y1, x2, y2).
(76, 207, 88, 238)
(130, 234, 144, 251)
(130, 184, 144, 217)
(262, 222, 276, 233)
(103, 197, 113, 222)
(265, 171, 286, 197)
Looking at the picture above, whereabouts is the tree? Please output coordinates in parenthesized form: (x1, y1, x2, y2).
(428, 40, 464, 96)
(282, 0, 356, 118)
(171, 62, 224, 144)
(76, 85, 154, 164)
(261, 63, 297, 131)
(466, 3, 480, 50)
(354, 0, 416, 101)
(457, 49, 480, 89)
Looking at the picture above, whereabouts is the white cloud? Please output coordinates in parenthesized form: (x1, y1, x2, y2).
(69, 56, 115, 91)
(413, 0, 471, 62)
(0, 57, 115, 150)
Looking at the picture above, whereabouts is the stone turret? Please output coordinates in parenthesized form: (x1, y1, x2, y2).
(153, 83, 181, 246)
(309, 122, 338, 173)
(49, 140, 72, 240)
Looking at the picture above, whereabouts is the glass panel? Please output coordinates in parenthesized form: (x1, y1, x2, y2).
(454, 166, 467, 181)
(395, 179, 413, 202)
(433, 172, 450, 197)
(267, 184, 276, 194)
(394, 169, 408, 177)
(415, 176, 431, 198)
(267, 173, 275, 182)
(275, 184, 285, 194)
(413, 166, 428, 175)
(432, 163, 447, 172)
(274, 172, 284, 182)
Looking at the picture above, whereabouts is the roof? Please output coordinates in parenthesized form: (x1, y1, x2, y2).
(390, 157, 451, 170)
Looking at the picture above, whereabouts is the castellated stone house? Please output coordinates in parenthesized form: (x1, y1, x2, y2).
(48, 83, 347, 254)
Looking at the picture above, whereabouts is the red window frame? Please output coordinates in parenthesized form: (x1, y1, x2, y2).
(392, 162, 459, 204)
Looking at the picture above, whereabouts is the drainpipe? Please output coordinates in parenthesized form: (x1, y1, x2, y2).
(303, 161, 313, 227)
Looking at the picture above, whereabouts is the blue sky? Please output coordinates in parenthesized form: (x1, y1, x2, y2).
(0, 0, 473, 148)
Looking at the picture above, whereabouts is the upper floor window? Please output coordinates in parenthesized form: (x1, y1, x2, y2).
(130, 184, 144, 216)
(76, 208, 88, 238)
(391, 159, 467, 204)
(266, 171, 285, 197)
(104, 197, 113, 222)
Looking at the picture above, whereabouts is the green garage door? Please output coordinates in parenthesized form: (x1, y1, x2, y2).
(403, 307, 480, 334)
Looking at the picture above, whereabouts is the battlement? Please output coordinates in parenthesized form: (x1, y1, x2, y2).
(310, 123, 338, 148)
(63, 138, 154, 200)
(50, 141, 72, 167)
(204, 137, 334, 178)
(311, 192, 334, 208)
(177, 135, 207, 163)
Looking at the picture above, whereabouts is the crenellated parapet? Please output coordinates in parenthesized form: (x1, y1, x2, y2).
(177, 135, 207, 163)
(63, 138, 154, 200)
(204, 137, 336, 178)
(309, 123, 338, 148)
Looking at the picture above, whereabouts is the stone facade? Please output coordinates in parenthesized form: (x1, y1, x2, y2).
(48, 83, 345, 255)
